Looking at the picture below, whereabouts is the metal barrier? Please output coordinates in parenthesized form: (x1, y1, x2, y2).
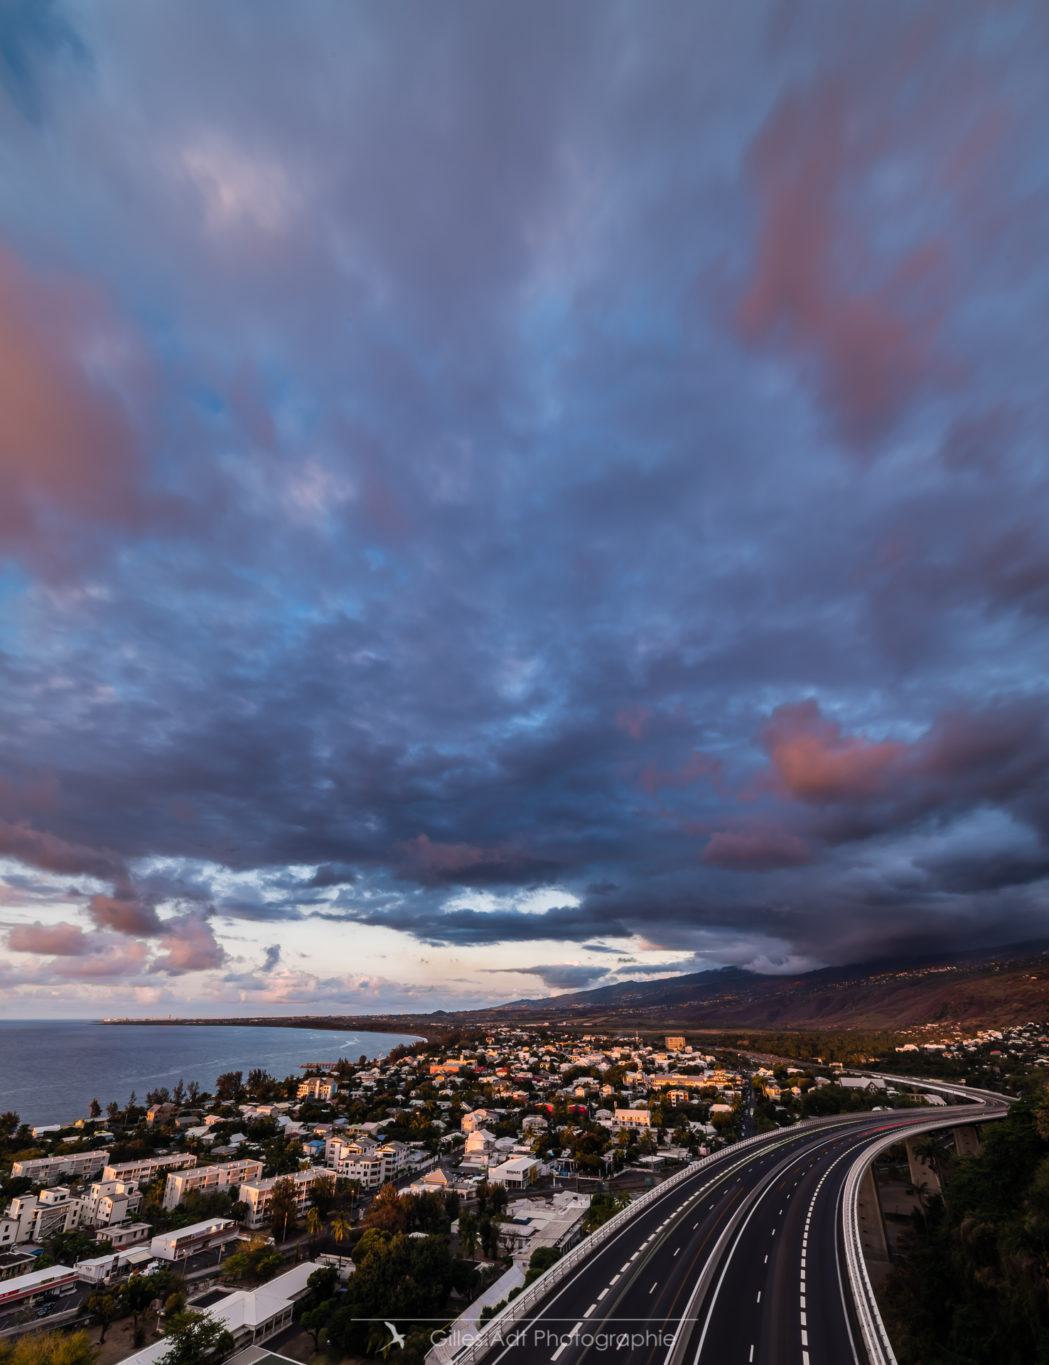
(425, 1112, 895, 1365)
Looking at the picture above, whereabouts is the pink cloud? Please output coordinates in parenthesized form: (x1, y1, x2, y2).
(735, 83, 953, 448)
(0, 818, 124, 881)
(89, 893, 164, 937)
(702, 824, 813, 870)
(8, 921, 90, 956)
(0, 241, 149, 567)
(151, 915, 224, 974)
(758, 699, 907, 802)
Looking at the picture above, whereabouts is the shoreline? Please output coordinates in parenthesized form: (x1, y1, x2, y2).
(96, 1014, 438, 1042)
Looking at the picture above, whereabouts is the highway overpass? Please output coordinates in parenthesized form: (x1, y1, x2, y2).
(431, 1081, 1006, 1365)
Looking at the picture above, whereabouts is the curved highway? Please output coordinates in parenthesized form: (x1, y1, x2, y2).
(469, 1098, 1005, 1365)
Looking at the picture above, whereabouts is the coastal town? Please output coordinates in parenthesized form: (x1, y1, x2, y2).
(1, 1022, 1032, 1365)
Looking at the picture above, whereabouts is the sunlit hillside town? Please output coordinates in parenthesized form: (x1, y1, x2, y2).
(0, 1024, 1007, 1361)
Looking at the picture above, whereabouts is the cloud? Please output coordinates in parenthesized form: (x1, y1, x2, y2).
(8, 920, 90, 955)
(150, 914, 224, 974)
(88, 893, 163, 937)
(702, 824, 813, 870)
(757, 700, 907, 802)
(503, 963, 610, 991)
(0, 241, 149, 571)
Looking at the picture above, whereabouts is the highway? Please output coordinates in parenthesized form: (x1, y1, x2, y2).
(468, 1100, 1005, 1365)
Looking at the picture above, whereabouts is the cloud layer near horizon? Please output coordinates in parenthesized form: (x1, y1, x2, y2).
(1, 0, 1048, 1012)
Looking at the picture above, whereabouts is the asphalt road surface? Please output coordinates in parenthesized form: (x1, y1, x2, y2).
(474, 1104, 1001, 1365)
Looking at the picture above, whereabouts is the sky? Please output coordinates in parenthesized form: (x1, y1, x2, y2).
(1, 1, 1048, 1019)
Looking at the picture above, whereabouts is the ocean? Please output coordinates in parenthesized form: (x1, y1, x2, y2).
(0, 1020, 423, 1127)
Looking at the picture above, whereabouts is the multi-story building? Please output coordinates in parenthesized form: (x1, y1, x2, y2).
(1, 1187, 83, 1245)
(149, 1217, 239, 1262)
(323, 1138, 408, 1189)
(11, 1149, 110, 1186)
(611, 1108, 652, 1129)
(297, 1077, 338, 1101)
(79, 1179, 142, 1228)
(238, 1167, 339, 1230)
(162, 1159, 264, 1211)
(102, 1153, 197, 1185)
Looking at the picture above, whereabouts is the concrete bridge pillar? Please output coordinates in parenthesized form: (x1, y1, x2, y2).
(905, 1135, 942, 1195)
(953, 1125, 982, 1158)
(856, 1164, 890, 1269)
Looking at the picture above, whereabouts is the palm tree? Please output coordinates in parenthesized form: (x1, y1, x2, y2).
(332, 1212, 353, 1246)
(305, 1206, 323, 1251)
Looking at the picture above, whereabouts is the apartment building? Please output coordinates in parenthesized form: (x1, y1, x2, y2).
(297, 1077, 338, 1101)
(11, 1149, 111, 1186)
(79, 1179, 142, 1228)
(238, 1167, 339, 1230)
(323, 1137, 408, 1189)
(162, 1158, 264, 1211)
(1, 1187, 83, 1246)
(102, 1153, 197, 1185)
(611, 1108, 652, 1129)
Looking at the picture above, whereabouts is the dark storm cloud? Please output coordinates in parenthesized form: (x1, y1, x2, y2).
(0, 0, 1048, 996)
(500, 964, 611, 991)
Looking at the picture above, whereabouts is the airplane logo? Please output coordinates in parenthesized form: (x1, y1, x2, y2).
(382, 1321, 407, 1353)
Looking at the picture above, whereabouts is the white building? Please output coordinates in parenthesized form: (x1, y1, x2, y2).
(324, 1137, 409, 1189)
(0, 1187, 82, 1246)
(103, 1153, 197, 1185)
(11, 1149, 111, 1186)
(149, 1217, 239, 1262)
(0, 1265, 78, 1314)
(611, 1108, 652, 1129)
(114, 1260, 327, 1363)
(297, 1077, 338, 1101)
(238, 1167, 339, 1230)
(461, 1109, 500, 1133)
(80, 1178, 142, 1228)
(488, 1157, 542, 1189)
(162, 1158, 264, 1211)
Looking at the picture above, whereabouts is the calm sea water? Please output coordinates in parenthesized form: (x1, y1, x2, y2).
(0, 1021, 422, 1127)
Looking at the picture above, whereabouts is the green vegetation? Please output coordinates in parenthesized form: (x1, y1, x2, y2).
(156, 1314, 235, 1365)
(0, 1332, 98, 1365)
(880, 1095, 1049, 1363)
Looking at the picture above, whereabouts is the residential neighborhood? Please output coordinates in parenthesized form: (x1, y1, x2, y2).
(0, 1027, 993, 1362)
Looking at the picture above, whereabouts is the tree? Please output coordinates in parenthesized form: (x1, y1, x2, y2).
(124, 1272, 159, 1343)
(157, 1314, 235, 1365)
(105, 1102, 120, 1123)
(187, 1081, 200, 1104)
(363, 1182, 407, 1233)
(332, 1211, 353, 1245)
(305, 1206, 323, 1251)
(0, 1330, 99, 1364)
(215, 1072, 243, 1102)
(458, 1211, 478, 1258)
(88, 1099, 102, 1120)
(80, 1288, 121, 1342)
(0, 1111, 20, 1144)
(223, 1235, 283, 1283)
(269, 1176, 298, 1241)
(172, 1079, 186, 1106)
